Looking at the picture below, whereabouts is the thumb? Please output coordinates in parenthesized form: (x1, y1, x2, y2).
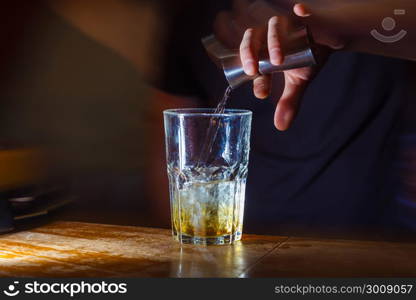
(293, 3, 312, 17)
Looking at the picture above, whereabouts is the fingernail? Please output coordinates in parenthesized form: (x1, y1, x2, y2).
(270, 49, 282, 65)
(244, 60, 256, 76)
(278, 110, 293, 131)
(294, 3, 312, 17)
(254, 86, 268, 99)
(283, 110, 293, 128)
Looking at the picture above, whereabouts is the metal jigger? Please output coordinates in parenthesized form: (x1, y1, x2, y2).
(202, 26, 317, 88)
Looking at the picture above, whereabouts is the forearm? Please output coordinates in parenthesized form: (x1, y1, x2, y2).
(299, 0, 416, 60)
(255, 0, 415, 60)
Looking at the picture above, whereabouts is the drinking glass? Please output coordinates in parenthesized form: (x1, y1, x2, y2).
(164, 108, 252, 245)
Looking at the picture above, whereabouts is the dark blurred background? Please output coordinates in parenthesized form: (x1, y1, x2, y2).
(0, 0, 415, 241)
(0, 0, 174, 228)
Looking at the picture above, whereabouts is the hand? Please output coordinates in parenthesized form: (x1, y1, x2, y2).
(215, 1, 344, 131)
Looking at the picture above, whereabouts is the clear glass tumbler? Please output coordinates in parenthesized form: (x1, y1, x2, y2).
(164, 108, 252, 245)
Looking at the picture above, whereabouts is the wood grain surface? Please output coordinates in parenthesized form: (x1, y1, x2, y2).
(243, 237, 416, 277)
(0, 221, 415, 277)
(0, 221, 285, 277)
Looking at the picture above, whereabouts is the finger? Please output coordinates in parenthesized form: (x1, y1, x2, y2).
(268, 16, 288, 65)
(253, 75, 272, 99)
(273, 74, 308, 131)
(240, 28, 263, 76)
(293, 3, 312, 17)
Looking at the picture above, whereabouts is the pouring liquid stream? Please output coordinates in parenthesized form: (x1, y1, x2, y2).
(196, 86, 233, 167)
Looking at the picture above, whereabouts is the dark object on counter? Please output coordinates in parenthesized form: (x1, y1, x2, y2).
(7, 185, 73, 222)
(0, 195, 14, 233)
(0, 185, 73, 234)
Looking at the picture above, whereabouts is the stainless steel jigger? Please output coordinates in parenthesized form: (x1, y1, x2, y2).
(202, 27, 317, 88)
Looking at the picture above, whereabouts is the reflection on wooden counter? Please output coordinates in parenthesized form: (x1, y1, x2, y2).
(0, 221, 415, 277)
(0, 222, 285, 277)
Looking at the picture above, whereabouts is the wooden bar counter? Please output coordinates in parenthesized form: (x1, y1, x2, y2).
(0, 221, 415, 277)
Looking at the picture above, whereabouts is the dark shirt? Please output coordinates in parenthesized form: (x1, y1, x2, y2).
(158, 1, 415, 235)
